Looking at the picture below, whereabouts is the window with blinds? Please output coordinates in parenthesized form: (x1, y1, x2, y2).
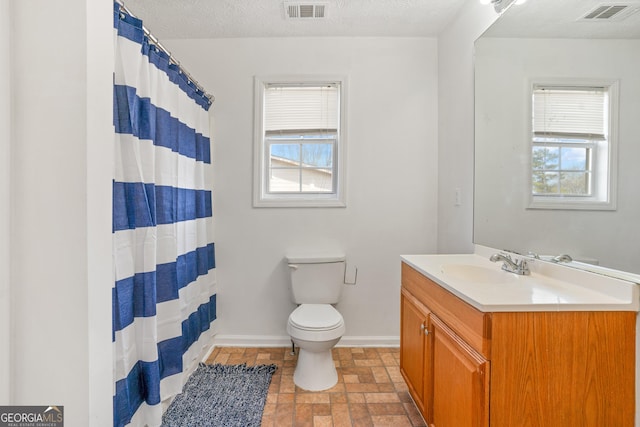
(253, 77, 347, 207)
(529, 82, 618, 210)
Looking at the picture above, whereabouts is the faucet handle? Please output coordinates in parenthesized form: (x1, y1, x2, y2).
(516, 258, 530, 274)
(552, 254, 573, 263)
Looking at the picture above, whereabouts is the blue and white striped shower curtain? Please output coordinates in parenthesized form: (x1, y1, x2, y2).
(112, 4, 217, 426)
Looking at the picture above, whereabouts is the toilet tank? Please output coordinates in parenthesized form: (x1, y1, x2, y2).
(286, 254, 346, 304)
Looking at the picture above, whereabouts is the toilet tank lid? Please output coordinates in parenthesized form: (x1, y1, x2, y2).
(286, 254, 346, 264)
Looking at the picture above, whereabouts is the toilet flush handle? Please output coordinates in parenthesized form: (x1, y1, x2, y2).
(288, 264, 299, 270)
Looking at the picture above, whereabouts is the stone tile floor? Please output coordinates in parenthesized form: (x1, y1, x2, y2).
(206, 346, 426, 427)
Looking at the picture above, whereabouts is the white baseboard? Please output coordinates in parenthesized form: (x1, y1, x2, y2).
(201, 338, 218, 362)
(337, 336, 399, 347)
(213, 335, 292, 348)
(212, 334, 399, 348)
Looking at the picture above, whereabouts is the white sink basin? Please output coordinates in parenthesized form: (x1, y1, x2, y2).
(440, 263, 521, 284)
(401, 252, 639, 312)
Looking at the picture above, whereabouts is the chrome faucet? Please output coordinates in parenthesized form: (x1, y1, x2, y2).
(490, 253, 530, 275)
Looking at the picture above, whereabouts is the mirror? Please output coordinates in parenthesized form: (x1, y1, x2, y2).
(474, 0, 640, 275)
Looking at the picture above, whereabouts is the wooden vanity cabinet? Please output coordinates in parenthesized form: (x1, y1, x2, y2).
(400, 289, 432, 419)
(400, 262, 636, 427)
(401, 263, 490, 427)
(430, 315, 489, 427)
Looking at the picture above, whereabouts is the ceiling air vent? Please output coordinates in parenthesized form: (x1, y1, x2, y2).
(284, 1, 328, 19)
(580, 4, 638, 21)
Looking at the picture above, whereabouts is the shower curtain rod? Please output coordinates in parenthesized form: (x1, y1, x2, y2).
(116, 0, 215, 105)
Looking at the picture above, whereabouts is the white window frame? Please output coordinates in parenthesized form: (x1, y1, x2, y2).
(527, 79, 618, 211)
(253, 75, 348, 208)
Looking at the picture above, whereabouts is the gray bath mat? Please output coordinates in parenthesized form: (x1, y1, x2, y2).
(161, 363, 277, 427)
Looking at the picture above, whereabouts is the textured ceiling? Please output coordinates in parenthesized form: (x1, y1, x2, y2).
(121, 0, 468, 39)
(483, 0, 640, 39)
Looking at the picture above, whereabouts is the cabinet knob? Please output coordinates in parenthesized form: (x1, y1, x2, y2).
(420, 323, 429, 336)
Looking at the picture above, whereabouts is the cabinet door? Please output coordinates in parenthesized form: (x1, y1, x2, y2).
(431, 315, 489, 427)
(400, 290, 431, 416)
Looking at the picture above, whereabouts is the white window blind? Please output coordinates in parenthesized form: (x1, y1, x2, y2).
(533, 86, 606, 140)
(264, 84, 339, 134)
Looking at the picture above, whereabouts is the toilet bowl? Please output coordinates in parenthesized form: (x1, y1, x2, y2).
(286, 254, 346, 391)
(287, 303, 345, 391)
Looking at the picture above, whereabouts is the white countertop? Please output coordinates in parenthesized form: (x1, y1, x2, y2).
(401, 249, 639, 312)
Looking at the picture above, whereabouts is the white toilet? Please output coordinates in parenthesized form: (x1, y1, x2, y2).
(286, 254, 346, 391)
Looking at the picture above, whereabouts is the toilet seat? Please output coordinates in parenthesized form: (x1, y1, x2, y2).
(289, 304, 344, 331)
(287, 304, 345, 342)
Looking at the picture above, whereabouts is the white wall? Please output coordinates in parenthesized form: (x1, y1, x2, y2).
(8, 1, 113, 425)
(164, 37, 439, 344)
(436, 0, 499, 253)
(474, 37, 640, 273)
(12, 2, 87, 418)
(0, 0, 11, 404)
(86, 0, 115, 424)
